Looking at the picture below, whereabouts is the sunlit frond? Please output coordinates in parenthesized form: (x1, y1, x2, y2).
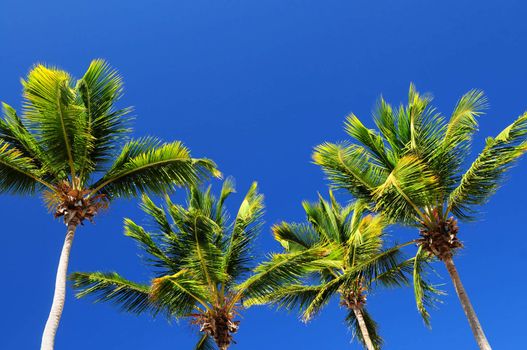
(91, 137, 218, 197)
(76, 59, 132, 181)
(448, 112, 527, 219)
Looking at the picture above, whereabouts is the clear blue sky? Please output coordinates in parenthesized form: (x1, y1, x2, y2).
(1, 1, 526, 349)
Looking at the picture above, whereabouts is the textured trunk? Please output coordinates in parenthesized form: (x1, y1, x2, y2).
(41, 223, 77, 350)
(352, 306, 375, 350)
(444, 257, 492, 350)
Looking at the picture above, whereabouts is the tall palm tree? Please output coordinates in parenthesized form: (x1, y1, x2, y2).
(313, 84, 527, 349)
(70, 179, 264, 350)
(0, 60, 219, 350)
(241, 193, 434, 350)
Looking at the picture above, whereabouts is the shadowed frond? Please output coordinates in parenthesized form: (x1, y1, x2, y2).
(69, 272, 158, 315)
(150, 270, 210, 316)
(372, 155, 440, 225)
(413, 247, 444, 326)
(124, 218, 173, 272)
(0, 139, 51, 193)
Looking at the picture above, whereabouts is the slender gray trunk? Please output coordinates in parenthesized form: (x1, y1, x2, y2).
(41, 223, 77, 350)
(444, 257, 492, 350)
(352, 306, 376, 350)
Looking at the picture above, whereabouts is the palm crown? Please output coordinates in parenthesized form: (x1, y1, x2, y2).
(242, 193, 432, 350)
(313, 85, 527, 349)
(313, 84, 526, 255)
(0, 59, 218, 224)
(70, 179, 264, 350)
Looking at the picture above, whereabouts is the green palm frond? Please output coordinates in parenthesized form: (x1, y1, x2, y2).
(69, 272, 158, 315)
(0, 103, 58, 179)
(448, 112, 527, 219)
(76, 59, 132, 182)
(372, 155, 440, 224)
(0, 139, 52, 193)
(91, 137, 218, 197)
(140, 194, 172, 235)
(443, 90, 487, 156)
(223, 182, 264, 282)
(345, 308, 383, 350)
(150, 270, 210, 316)
(239, 246, 342, 306)
(313, 142, 387, 202)
(412, 247, 444, 326)
(345, 114, 396, 169)
(21, 64, 83, 178)
(215, 177, 236, 224)
(273, 222, 319, 252)
(123, 218, 173, 272)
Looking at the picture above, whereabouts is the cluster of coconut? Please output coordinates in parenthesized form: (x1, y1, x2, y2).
(193, 305, 240, 350)
(340, 282, 368, 309)
(418, 209, 462, 261)
(53, 181, 108, 225)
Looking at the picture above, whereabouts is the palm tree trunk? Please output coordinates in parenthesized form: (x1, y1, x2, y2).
(352, 306, 376, 350)
(444, 257, 492, 350)
(41, 222, 78, 350)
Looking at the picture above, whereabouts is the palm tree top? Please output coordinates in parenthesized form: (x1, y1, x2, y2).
(314, 84, 527, 227)
(240, 193, 439, 349)
(0, 59, 219, 225)
(70, 178, 265, 350)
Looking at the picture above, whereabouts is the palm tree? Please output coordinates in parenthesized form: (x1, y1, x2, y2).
(70, 179, 264, 350)
(0, 60, 219, 350)
(313, 84, 527, 349)
(240, 193, 435, 350)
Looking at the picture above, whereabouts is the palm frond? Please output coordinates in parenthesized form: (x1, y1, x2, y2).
(223, 182, 264, 282)
(313, 142, 388, 202)
(150, 270, 210, 316)
(345, 113, 396, 169)
(448, 112, 527, 219)
(76, 59, 132, 181)
(412, 246, 444, 326)
(239, 246, 342, 306)
(69, 272, 159, 315)
(21, 64, 83, 178)
(123, 218, 173, 272)
(91, 137, 218, 198)
(0, 139, 52, 193)
(372, 155, 440, 224)
(272, 222, 319, 252)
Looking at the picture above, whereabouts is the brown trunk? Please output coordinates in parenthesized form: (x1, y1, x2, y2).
(352, 306, 376, 350)
(41, 223, 77, 350)
(444, 257, 492, 350)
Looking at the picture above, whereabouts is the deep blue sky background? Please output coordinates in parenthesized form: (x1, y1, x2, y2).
(1, 1, 526, 349)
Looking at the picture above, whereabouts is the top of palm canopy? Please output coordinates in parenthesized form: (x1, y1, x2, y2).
(70, 179, 265, 350)
(0, 60, 219, 225)
(240, 193, 439, 348)
(313, 84, 527, 259)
